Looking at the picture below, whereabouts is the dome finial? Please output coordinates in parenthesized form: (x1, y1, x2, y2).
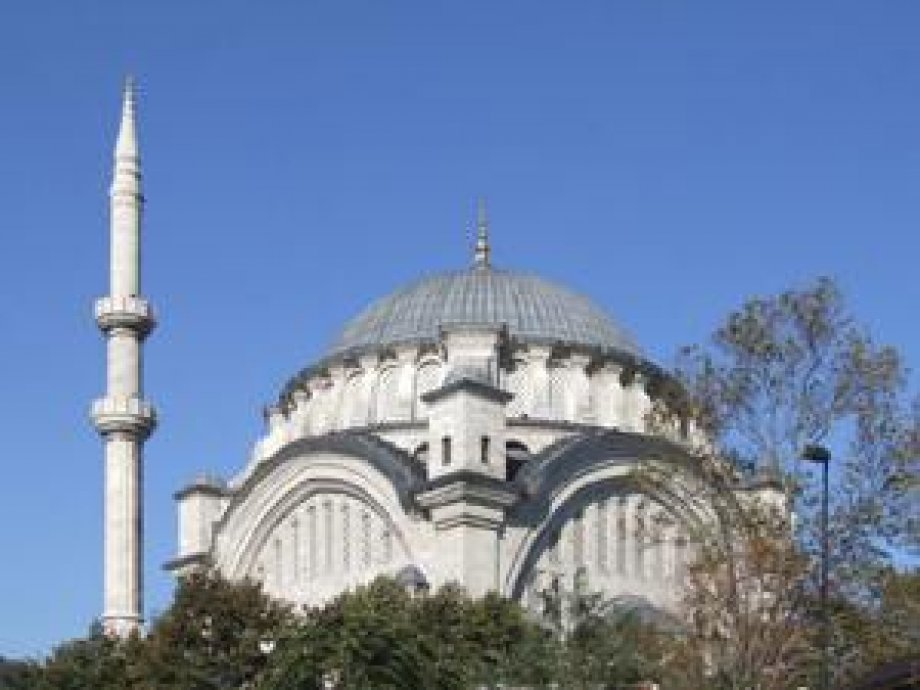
(473, 197, 490, 268)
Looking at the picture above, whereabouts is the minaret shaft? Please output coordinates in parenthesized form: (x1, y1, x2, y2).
(92, 79, 156, 638)
(107, 332, 142, 396)
(103, 434, 143, 622)
(110, 199, 142, 297)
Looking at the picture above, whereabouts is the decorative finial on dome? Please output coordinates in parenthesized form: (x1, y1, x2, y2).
(473, 197, 490, 268)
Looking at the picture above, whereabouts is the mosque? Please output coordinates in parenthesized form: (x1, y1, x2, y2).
(93, 81, 710, 637)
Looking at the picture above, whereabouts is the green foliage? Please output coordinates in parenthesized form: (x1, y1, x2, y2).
(28, 575, 658, 689)
(259, 578, 564, 690)
(563, 607, 663, 688)
(0, 656, 41, 690)
(31, 573, 290, 690)
(262, 578, 429, 690)
(36, 623, 146, 690)
(140, 571, 292, 689)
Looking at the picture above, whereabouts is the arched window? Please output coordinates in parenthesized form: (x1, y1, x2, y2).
(307, 504, 318, 578)
(441, 436, 452, 466)
(323, 500, 334, 574)
(341, 503, 351, 572)
(273, 538, 282, 593)
(573, 508, 585, 566)
(616, 500, 627, 575)
(381, 527, 393, 563)
(635, 503, 646, 579)
(505, 440, 530, 480)
(290, 518, 300, 586)
(596, 498, 608, 573)
(361, 511, 372, 567)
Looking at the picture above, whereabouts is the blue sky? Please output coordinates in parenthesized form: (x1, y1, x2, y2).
(0, 1, 917, 657)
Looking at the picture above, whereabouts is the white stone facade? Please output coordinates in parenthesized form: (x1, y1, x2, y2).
(169, 304, 703, 619)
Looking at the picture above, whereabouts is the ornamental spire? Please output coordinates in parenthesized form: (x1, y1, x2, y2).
(473, 197, 490, 268)
(115, 75, 139, 161)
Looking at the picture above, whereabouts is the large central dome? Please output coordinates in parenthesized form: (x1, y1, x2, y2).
(329, 267, 641, 358)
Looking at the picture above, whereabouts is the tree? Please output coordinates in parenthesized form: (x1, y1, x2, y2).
(447, 589, 559, 687)
(668, 277, 915, 559)
(563, 604, 664, 689)
(32, 573, 289, 689)
(829, 567, 920, 677)
(647, 276, 919, 688)
(262, 578, 432, 690)
(36, 622, 146, 690)
(259, 578, 562, 690)
(0, 656, 41, 690)
(140, 570, 292, 689)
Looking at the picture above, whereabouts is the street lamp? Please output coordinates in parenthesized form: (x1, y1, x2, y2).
(803, 443, 831, 690)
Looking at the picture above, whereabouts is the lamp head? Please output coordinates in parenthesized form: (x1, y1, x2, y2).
(802, 444, 831, 464)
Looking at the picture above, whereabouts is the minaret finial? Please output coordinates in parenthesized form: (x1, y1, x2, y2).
(473, 197, 490, 268)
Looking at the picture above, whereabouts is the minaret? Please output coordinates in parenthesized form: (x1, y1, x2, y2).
(91, 77, 156, 637)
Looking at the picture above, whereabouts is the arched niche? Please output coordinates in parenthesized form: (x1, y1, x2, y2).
(213, 434, 424, 608)
(247, 484, 411, 606)
(509, 480, 692, 616)
(504, 430, 703, 614)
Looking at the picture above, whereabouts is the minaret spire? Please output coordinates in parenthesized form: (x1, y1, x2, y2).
(473, 197, 491, 268)
(91, 77, 156, 638)
(115, 76, 138, 161)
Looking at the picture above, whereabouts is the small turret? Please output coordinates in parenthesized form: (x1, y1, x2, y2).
(415, 326, 517, 595)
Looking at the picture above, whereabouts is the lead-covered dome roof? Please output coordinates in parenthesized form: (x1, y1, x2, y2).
(328, 267, 641, 358)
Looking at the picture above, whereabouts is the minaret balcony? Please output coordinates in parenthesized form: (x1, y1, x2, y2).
(95, 296, 156, 335)
(91, 396, 157, 437)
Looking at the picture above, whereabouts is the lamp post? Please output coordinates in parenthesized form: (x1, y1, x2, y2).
(803, 444, 831, 690)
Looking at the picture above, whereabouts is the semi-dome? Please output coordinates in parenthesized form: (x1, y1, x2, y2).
(328, 267, 641, 358)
